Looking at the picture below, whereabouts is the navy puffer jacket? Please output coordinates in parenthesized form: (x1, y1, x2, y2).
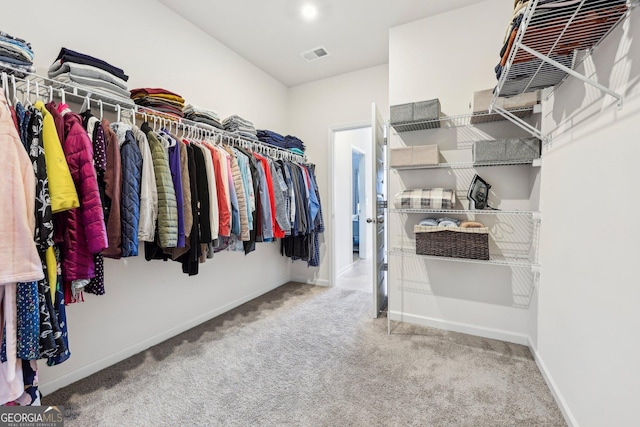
(118, 128, 142, 257)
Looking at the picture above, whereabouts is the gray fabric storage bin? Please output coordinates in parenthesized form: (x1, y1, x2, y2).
(390, 103, 413, 124)
(474, 137, 541, 162)
(413, 99, 441, 121)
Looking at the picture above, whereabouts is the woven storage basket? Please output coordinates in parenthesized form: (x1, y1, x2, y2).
(414, 225, 490, 260)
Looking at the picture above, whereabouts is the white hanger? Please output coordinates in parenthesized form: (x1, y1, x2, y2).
(81, 93, 91, 113)
(59, 88, 65, 105)
(98, 99, 104, 119)
(131, 108, 136, 127)
(24, 79, 31, 106)
(116, 104, 121, 122)
(48, 85, 53, 103)
(1, 72, 8, 101)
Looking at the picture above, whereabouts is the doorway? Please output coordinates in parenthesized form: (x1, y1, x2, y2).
(332, 126, 373, 293)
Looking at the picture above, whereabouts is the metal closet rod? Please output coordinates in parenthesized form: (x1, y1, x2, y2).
(0, 67, 307, 163)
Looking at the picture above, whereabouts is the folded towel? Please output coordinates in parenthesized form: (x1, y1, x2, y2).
(49, 61, 128, 91)
(54, 47, 128, 81)
(419, 218, 438, 226)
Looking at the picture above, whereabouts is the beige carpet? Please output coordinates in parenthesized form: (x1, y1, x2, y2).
(44, 283, 566, 426)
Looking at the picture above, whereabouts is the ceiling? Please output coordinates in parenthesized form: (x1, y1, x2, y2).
(158, 0, 479, 87)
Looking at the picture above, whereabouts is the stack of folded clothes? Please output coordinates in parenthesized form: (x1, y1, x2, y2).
(183, 104, 223, 130)
(223, 115, 257, 140)
(0, 31, 35, 77)
(256, 129, 286, 148)
(130, 88, 185, 118)
(284, 135, 306, 155)
(48, 47, 130, 100)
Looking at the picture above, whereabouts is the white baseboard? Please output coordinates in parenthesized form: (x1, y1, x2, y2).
(39, 277, 290, 395)
(388, 311, 529, 345)
(336, 264, 352, 277)
(290, 276, 331, 287)
(527, 338, 578, 427)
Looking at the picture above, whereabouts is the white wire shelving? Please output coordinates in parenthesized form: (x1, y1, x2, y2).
(389, 247, 539, 269)
(389, 209, 541, 216)
(0, 66, 307, 163)
(491, 0, 637, 141)
(389, 108, 535, 133)
(390, 158, 539, 170)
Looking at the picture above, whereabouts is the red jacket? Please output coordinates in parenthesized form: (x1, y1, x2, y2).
(57, 111, 108, 281)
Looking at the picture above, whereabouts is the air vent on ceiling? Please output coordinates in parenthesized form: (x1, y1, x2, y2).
(301, 46, 329, 62)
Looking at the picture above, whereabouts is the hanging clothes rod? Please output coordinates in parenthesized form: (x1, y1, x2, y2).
(0, 66, 307, 163)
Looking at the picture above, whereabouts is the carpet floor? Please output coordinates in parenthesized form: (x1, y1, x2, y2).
(44, 283, 566, 426)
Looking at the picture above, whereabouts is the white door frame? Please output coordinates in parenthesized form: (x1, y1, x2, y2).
(328, 121, 372, 287)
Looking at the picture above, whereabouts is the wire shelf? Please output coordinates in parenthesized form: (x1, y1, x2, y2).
(495, 0, 632, 98)
(390, 159, 536, 170)
(389, 209, 541, 216)
(389, 107, 534, 133)
(389, 247, 538, 268)
(0, 65, 307, 163)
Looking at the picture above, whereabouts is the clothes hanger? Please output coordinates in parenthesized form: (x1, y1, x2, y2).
(116, 104, 121, 123)
(11, 75, 19, 106)
(48, 85, 53, 103)
(59, 88, 65, 105)
(98, 99, 104, 120)
(81, 93, 91, 113)
(1, 72, 8, 101)
(131, 108, 136, 127)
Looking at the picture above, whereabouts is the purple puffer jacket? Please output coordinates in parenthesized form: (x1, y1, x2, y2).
(58, 111, 108, 281)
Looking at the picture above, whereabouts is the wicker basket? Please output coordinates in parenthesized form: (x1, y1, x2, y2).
(414, 225, 490, 260)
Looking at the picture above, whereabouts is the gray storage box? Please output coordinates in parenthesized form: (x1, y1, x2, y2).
(474, 137, 541, 162)
(390, 103, 414, 124)
(413, 99, 441, 121)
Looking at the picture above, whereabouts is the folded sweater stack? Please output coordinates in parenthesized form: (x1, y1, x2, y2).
(0, 31, 35, 77)
(284, 135, 305, 154)
(256, 129, 285, 147)
(183, 104, 223, 130)
(223, 115, 257, 140)
(131, 88, 185, 118)
(48, 48, 130, 101)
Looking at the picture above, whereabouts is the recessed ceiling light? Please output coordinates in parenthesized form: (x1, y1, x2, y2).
(302, 4, 317, 20)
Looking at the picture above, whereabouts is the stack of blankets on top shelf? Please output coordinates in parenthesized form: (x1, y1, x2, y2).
(0, 31, 35, 77)
(223, 115, 257, 140)
(130, 88, 185, 118)
(284, 135, 305, 155)
(257, 129, 306, 155)
(48, 47, 131, 101)
(495, 0, 629, 97)
(256, 129, 285, 147)
(183, 104, 223, 130)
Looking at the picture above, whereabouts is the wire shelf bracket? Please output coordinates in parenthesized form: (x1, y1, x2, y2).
(490, 0, 637, 143)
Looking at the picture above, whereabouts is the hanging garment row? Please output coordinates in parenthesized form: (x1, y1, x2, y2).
(0, 78, 323, 405)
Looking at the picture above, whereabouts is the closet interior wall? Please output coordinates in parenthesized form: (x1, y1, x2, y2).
(288, 65, 390, 287)
(388, 0, 534, 343)
(389, 1, 640, 426)
(536, 8, 640, 427)
(4, 0, 292, 394)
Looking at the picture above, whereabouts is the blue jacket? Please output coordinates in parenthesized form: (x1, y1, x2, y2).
(120, 130, 143, 257)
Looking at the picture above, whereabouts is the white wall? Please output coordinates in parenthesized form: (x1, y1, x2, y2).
(536, 9, 640, 427)
(334, 127, 373, 276)
(3, 0, 291, 393)
(388, 0, 538, 344)
(288, 65, 389, 286)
